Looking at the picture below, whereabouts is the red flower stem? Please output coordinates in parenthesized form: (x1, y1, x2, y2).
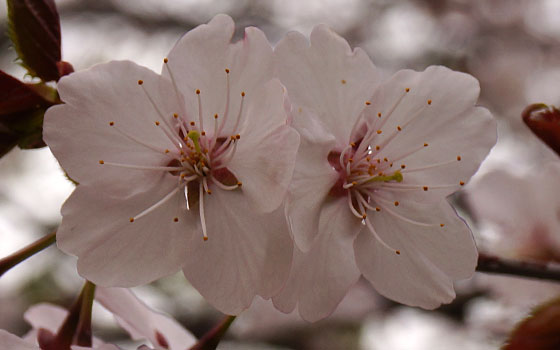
(189, 315, 236, 350)
(75, 281, 96, 346)
(0, 231, 56, 277)
(477, 253, 560, 282)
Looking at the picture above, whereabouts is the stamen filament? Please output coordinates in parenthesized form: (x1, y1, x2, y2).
(101, 162, 184, 172)
(109, 123, 176, 158)
(401, 159, 459, 173)
(199, 182, 208, 241)
(347, 191, 364, 219)
(375, 200, 435, 227)
(364, 216, 400, 254)
(132, 186, 181, 221)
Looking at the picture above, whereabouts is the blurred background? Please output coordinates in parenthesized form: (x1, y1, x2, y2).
(1, 0, 559, 349)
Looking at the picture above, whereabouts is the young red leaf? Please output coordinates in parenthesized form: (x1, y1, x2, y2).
(7, 0, 62, 81)
(0, 70, 49, 116)
(522, 103, 560, 156)
(504, 297, 560, 350)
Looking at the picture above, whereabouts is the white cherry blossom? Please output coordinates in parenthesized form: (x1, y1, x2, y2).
(272, 25, 497, 321)
(44, 14, 298, 315)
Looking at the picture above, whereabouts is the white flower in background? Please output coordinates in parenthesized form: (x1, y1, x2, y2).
(44, 15, 298, 315)
(272, 25, 496, 321)
(468, 163, 560, 262)
(0, 288, 196, 350)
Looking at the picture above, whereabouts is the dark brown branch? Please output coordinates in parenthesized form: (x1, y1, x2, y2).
(476, 253, 560, 282)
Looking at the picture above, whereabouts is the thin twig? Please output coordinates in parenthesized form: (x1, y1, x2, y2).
(0, 231, 57, 277)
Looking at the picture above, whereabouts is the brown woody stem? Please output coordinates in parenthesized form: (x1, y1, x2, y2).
(476, 253, 560, 282)
(0, 231, 56, 277)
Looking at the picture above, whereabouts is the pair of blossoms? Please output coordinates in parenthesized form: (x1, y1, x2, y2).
(0, 287, 196, 350)
(45, 14, 496, 322)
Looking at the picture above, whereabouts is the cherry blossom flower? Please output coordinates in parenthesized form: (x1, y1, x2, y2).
(272, 25, 496, 321)
(0, 288, 196, 350)
(43, 15, 298, 314)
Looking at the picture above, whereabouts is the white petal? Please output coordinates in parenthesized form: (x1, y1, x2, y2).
(0, 330, 38, 350)
(273, 198, 362, 322)
(275, 25, 380, 143)
(227, 80, 299, 213)
(164, 14, 275, 133)
(44, 61, 181, 197)
(364, 66, 496, 202)
(182, 189, 293, 315)
(95, 288, 196, 350)
(355, 199, 477, 309)
(57, 182, 199, 287)
(284, 107, 339, 251)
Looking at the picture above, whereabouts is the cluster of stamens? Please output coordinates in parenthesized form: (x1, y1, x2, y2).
(330, 86, 466, 255)
(98, 59, 246, 241)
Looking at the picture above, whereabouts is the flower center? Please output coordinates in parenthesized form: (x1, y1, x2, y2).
(98, 60, 246, 241)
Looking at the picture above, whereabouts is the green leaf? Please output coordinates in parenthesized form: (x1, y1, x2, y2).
(504, 296, 560, 350)
(7, 0, 62, 81)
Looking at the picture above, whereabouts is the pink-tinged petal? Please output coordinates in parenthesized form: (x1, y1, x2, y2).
(274, 25, 380, 143)
(72, 346, 121, 350)
(0, 330, 38, 350)
(364, 66, 496, 202)
(284, 107, 339, 251)
(182, 189, 293, 315)
(23, 303, 67, 334)
(95, 288, 196, 350)
(44, 60, 181, 197)
(164, 14, 275, 133)
(57, 182, 199, 287)
(468, 169, 537, 235)
(227, 80, 299, 213)
(468, 163, 560, 259)
(273, 198, 362, 322)
(355, 200, 477, 309)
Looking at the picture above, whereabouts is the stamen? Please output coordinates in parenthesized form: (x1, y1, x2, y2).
(109, 122, 178, 156)
(374, 200, 435, 227)
(216, 69, 231, 138)
(101, 161, 185, 172)
(199, 182, 208, 241)
(401, 158, 460, 173)
(231, 92, 245, 134)
(364, 216, 400, 255)
(347, 191, 365, 219)
(196, 89, 204, 132)
(339, 144, 353, 170)
(162, 58, 190, 124)
(139, 82, 183, 146)
(212, 179, 241, 190)
(131, 186, 181, 222)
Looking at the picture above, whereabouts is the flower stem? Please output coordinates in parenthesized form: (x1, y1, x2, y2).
(0, 231, 56, 278)
(75, 281, 96, 347)
(477, 253, 560, 282)
(189, 315, 236, 350)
